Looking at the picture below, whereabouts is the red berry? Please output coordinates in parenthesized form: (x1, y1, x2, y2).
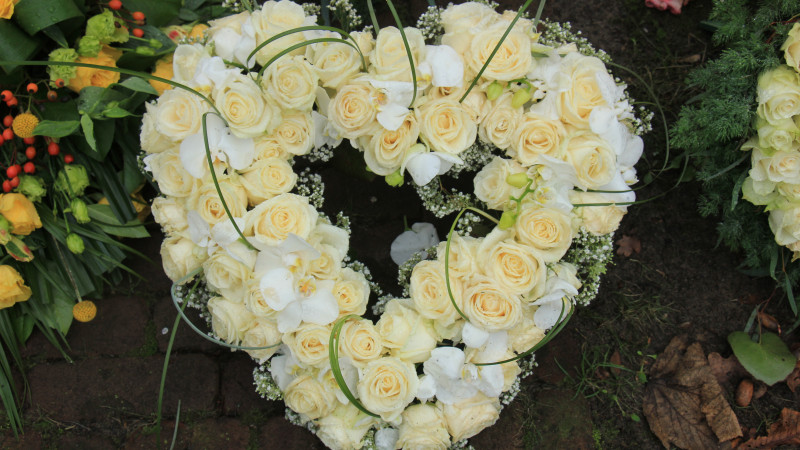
(55, 78, 65, 88)
(132, 28, 144, 38)
(6, 165, 20, 179)
(64, 154, 74, 164)
(132, 11, 145, 21)
(2, 115, 11, 127)
(25, 146, 35, 159)
(26, 83, 37, 94)
(2, 180, 11, 193)
(0, 90, 12, 101)
(23, 162, 35, 174)
(109, 0, 122, 10)
(47, 90, 58, 102)
(9, 177, 19, 188)
(23, 137, 35, 145)
(5, 98, 17, 107)
(0, 136, 4, 146)
(2, 128, 12, 140)
(47, 142, 60, 156)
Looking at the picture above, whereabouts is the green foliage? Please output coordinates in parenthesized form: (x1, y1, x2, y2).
(671, 0, 800, 297)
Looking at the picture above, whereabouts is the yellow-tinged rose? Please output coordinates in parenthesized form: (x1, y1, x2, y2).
(397, 403, 451, 449)
(376, 299, 438, 363)
(473, 156, 525, 210)
(467, 24, 531, 81)
(769, 204, 800, 246)
(150, 196, 189, 234)
(242, 318, 281, 362)
(284, 323, 331, 368)
(316, 403, 378, 450)
(507, 312, 545, 354)
(172, 43, 209, 84)
(146, 148, 200, 197)
(207, 296, 254, 344)
(478, 229, 546, 299)
(0, 0, 20, 20)
(409, 259, 463, 326)
(203, 249, 252, 301)
(160, 233, 207, 282)
(479, 92, 523, 150)
(559, 53, 613, 128)
(757, 66, 800, 125)
(239, 157, 297, 206)
(139, 103, 173, 154)
(244, 279, 278, 319)
(370, 26, 426, 82)
(307, 31, 373, 89)
(362, 113, 420, 176)
(782, 23, 800, 73)
(68, 46, 123, 93)
(262, 55, 318, 111)
(253, 135, 291, 161)
(462, 275, 522, 331)
(214, 73, 281, 138)
(435, 232, 480, 280)
(272, 113, 313, 156)
(441, 2, 499, 54)
(417, 97, 477, 155)
(357, 356, 419, 422)
(570, 191, 626, 235)
(333, 268, 370, 317)
(251, 0, 316, 65)
(0, 193, 41, 235)
(564, 132, 617, 190)
(511, 111, 567, 164)
(338, 319, 384, 366)
(308, 243, 343, 281)
(327, 82, 379, 140)
(188, 177, 248, 225)
(284, 374, 337, 421)
(244, 193, 318, 246)
(0, 265, 30, 309)
(514, 205, 573, 262)
(149, 55, 174, 96)
(442, 393, 501, 442)
(153, 88, 212, 142)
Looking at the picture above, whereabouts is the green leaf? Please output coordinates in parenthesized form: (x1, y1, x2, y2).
(40, 98, 80, 122)
(102, 106, 135, 119)
(80, 114, 96, 151)
(0, 20, 40, 74)
(118, 0, 181, 27)
(118, 76, 158, 95)
(40, 24, 69, 47)
(13, 0, 83, 35)
(728, 331, 797, 385)
(87, 204, 149, 238)
(32, 120, 80, 138)
(49, 293, 74, 335)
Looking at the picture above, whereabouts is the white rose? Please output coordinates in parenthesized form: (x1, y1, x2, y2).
(466, 23, 531, 81)
(154, 88, 211, 141)
(435, 232, 480, 281)
(756, 117, 800, 153)
(441, 2, 499, 54)
(251, 0, 316, 65)
(514, 205, 573, 262)
(188, 177, 248, 225)
(284, 374, 337, 421)
(749, 145, 800, 185)
(316, 403, 378, 450)
(327, 82, 379, 140)
(283, 323, 331, 368)
(559, 53, 613, 128)
(370, 26, 426, 82)
(462, 275, 522, 331)
(769, 204, 800, 246)
(564, 132, 617, 190)
(362, 113, 420, 176)
(473, 156, 525, 210)
(783, 23, 800, 73)
(307, 243, 344, 281)
(161, 233, 207, 282)
(308, 31, 373, 89)
(376, 299, 438, 363)
(508, 312, 545, 354)
(339, 319, 384, 366)
(396, 403, 451, 449)
(244, 279, 278, 318)
(357, 356, 419, 422)
(442, 393, 500, 442)
(239, 157, 297, 206)
(244, 193, 318, 246)
(333, 268, 370, 317)
(172, 43, 209, 84)
(272, 112, 313, 156)
(417, 97, 477, 155)
(479, 92, 523, 150)
(203, 249, 253, 301)
(757, 66, 800, 124)
(409, 259, 463, 326)
(262, 55, 318, 111)
(242, 319, 281, 362)
(253, 135, 290, 161)
(207, 296, 254, 344)
(151, 196, 188, 233)
(140, 102, 173, 154)
(478, 230, 547, 300)
(213, 72, 281, 138)
(510, 111, 567, 165)
(570, 190, 626, 235)
(148, 148, 200, 198)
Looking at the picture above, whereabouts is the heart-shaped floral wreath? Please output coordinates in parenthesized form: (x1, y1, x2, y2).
(141, 1, 649, 448)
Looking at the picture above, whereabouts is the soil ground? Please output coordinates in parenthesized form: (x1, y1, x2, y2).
(2, 0, 799, 449)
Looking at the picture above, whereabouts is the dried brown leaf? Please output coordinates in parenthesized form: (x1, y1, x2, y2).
(610, 350, 622, 376)
(643, 336, 742, 449)
(707, 352, 748, 388)
(616, 234, 641, 257)
(738, 408, 800, 449)
(786, 363, 800, 393)
(757, 312, 780, 333)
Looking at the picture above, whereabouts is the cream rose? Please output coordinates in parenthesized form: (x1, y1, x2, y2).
(283, 323, 331, 368)
(253, 135, 290, 161)
(316, 403, 378, 450)
(309, 31, 373, 89)
(462, 275, 522, 331)
(160, 233, 207, 282)
(203, 250, 252, 301)
(242, 319, 281, 362)
(213, 73, 281, 138)
(396, 403, 451, 449)
(417, 97, 477, 155)
(172, 43, 208, 84)
(409, 259, 463, 326)
(466, 24, 531, 81)
(564, 132, 617, 189)
(511, 112, 568, 164)
(207, 296, 254, 344)
(239, 157, 297, 206)
(757, 66, 800, 124)
(508, 312, 546, 354)
(769, 204, 800, 246)
(756, 117, 800, 153)
(244, 279, 278, 318)
(272, 113, 314, 156)
(154, 88, 211, 141)
(370, 26, 426, 82)
(435, 232, 480, 280)
(339, 319, 384, 366)
(479, 92, 523, 150)
(441, 2, 499, 54)
(333, 268, 370, 317)
(514, 205, 573, 262)
(262, 55, 318, 111)
(251, 0, 316, 65)
(188, 177, 248, 225)
(478, 229, 546, 299)
(147, 148, 199, 198)
(140, 102, 173, 154)
(473, 156, 525, 210)
(284, 374, 337, 421)
(245, 193, 318, 246)
(307, 243, 344, 280)
(357, 356, 419, 422)
(559, 53, 613, 128)
(749, 146, 800, 186)
(376, 299, 438, 363)
(570, 191, 626, 235)
(442, 393, 501, 442)
(328, 82, 379, 140)
(362, 113, 420, 175)
(151, 196, 188, 233)
(783, 23, 800, 73)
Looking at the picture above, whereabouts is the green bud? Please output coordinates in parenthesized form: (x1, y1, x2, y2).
(135, 46, 156, 56)
(55, 165, 90, 197)
(85, 10, 116, 42)
(66, 233, 85, 254)
(70, 198, 91, 224)
(149, 39, 163, 49)
(5, 236, 33, 262)
(77, 36, 102, 57)
(47, 48, 78, 86)
(17, 176, 47, 203)
(511, 88, 532, 108)
(385, 170, 404, 187)
(486, 81, 503, 101)
(506, 172, 530, 189)
(498, 211, 516, 229)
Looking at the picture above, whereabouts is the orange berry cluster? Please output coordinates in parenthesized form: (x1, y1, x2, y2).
(108, 1, 147, 39)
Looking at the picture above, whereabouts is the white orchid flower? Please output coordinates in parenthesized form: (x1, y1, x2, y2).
(418, 45, 464, 87)
(210, 16, 257, 68)
(389, 222, 439, 266)
(254, 234, 340, 333)
(531, 264, 579, 329)
(418, 346, 505, 405)
(186, 211, 255, 265)
(190, 56, 240, 92)
(269, 344, 302, 390)
(179, 113, 255, 179)
(368, 79, 416, 131)
(400, 143, 463, 186)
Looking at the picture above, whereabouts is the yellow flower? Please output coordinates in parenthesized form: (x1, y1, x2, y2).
(0, 265, 31, 310)
(72, 300, 97, 322)
(0, 0, 20, 20)
(11, 113, 39, 139)
(67, 45, 123, 93)
(149, 54, 174, 95)
(0, 193, 41, 235)
(189, 24, 208, 40)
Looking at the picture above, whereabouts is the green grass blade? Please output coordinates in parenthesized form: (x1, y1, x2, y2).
(256, 37, 364, 83)
(366, 0, 380, 34)
(384, 0, 418, 107)
(328, 315, 379, 418)
(246, 25, 366, 72)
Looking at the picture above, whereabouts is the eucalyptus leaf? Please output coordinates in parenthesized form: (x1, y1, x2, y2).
(32, 120, 80, 138)
(728, 331, 796, 385)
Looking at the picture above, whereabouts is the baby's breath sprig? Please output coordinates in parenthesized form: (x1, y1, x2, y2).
(415, 182, 478, 218)
(301, 2, 321, 17)
(371, 294, 394, 316)
(416, 5, 444, 43)
(454, 211, 484, 237)
(346, 259, 382, 297)
(253, 362, 282, 401)
(327, 0, 363, 32)
(294, 167, 325, 209)
(303, 144, 335, 163)
(447, 141, 498, 179)
(538, 20, 610, 63)
(397, 244, 438, 297)
(563, 229, 615, 305)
